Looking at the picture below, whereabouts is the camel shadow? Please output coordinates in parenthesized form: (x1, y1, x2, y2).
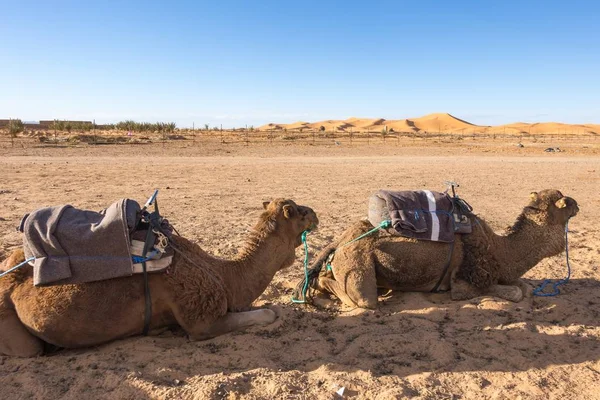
(2, 278, 599, 398)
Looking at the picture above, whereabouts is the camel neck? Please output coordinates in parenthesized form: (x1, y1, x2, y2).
(494, 218, 566, 283)
(219, 231, 296, 311)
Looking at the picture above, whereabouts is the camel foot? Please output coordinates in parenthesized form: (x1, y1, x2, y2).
(514, 279, 534, 298)
(451, 279, 524, 303)
(487, 285, 524, 302)
(188, 309, 277, 340)
(317, 276, 377, 309)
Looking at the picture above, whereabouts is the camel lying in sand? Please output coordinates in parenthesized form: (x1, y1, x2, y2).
(303, 189, 578, 309)
(0, 199, 318, 357)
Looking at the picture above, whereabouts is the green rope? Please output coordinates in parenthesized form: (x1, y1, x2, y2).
(326, 220, 391, 272)
(291, 220, 391, 304)
(291, 230, 311, 304)
(341, 220, 391, 248)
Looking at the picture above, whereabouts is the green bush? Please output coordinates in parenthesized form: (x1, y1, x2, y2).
(115, 120, 177, 133)
(8, 119, 24, 136)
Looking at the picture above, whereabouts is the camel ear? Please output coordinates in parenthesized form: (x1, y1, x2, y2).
(283, 204, 296, 219)
(529, 192, 539, 203)
(555, 197, 568, 209)
(263, 201, 271, 209)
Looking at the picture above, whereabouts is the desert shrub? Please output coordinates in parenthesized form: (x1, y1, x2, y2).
(115, 120, 177, 133)
(8, 119, 24, 136)
(319, 126, 325, 132)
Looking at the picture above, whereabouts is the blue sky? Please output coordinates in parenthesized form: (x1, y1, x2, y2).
(1, 1, 598, 127)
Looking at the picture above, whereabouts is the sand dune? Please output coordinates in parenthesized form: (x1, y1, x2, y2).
(258, 113, 598, 135)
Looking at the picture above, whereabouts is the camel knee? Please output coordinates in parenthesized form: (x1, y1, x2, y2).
(0, 311, 44, 357)
(450, 279, 483, 301)
(355, 298, 378, 309)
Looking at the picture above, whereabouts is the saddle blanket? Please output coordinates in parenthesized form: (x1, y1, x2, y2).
(19, 199, 172, 286)
(368, 190, 470, 243)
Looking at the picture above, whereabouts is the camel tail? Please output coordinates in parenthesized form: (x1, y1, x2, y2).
(293, 242, 338, 304)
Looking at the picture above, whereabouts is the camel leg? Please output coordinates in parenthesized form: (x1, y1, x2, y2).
(176, 309, 277, 341)
(317, 273, 378, 309)
(451, 278, 523, 302)
(511, 278, 534, 298)
(485, 285, 524, 302)
(0, 310, 44, 357)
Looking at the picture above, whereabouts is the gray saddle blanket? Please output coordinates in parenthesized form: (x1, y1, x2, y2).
(19, 199, 140, 286)
(368, 190, 471, 243)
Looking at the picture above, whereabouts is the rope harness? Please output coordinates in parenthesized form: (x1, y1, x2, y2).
(291, 220, 392, 304)
(533, 218, 572, 297)
(291, 230, 311, 304)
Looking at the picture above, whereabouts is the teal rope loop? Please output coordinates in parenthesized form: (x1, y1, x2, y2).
(291, 230, 311, 304)
(341, 220, 391, 248)
(533, 218, 571, 297)
(326, 220, 391, 272)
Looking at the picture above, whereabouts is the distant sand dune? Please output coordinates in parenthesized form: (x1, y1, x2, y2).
(258, 113, 598, 135)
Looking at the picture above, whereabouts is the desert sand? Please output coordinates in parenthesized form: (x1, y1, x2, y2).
(258, 113, 600, 136)
(1, 139, 599, 399)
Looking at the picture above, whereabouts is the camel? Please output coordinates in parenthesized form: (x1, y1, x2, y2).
(300, 189, 578, 309)
(0, 199, 318, 357)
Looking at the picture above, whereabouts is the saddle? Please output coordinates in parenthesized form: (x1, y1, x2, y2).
(368, 188, 473, 243)
(19, 191, 173, 287)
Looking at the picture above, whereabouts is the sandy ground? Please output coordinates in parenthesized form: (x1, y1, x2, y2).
(1, 140, 599, 400)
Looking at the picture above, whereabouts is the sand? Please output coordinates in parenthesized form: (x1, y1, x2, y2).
(1, 140, 599, 400)
(258, 113, 600, 135)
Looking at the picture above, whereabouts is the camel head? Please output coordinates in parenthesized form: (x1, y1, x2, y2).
(260, 199, 319, 247)
(526, 189, 579, 225)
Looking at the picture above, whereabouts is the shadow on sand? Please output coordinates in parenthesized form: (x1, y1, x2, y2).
(1, 278, 599, 398)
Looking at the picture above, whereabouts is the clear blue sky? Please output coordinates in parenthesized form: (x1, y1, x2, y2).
(1, 1, 598, 127)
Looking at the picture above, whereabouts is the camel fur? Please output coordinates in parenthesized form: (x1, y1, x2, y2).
(0, 199, 318, 357)
(305, 189, 578, 309)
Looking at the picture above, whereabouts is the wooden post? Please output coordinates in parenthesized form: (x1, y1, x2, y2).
(9, 118, 14, 147)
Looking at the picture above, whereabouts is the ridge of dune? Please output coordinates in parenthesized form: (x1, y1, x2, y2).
(258, 114, 598, 134)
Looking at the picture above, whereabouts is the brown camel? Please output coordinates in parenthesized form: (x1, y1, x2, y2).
(302, 189, 578, 309)
(0, 199, 318, 357)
